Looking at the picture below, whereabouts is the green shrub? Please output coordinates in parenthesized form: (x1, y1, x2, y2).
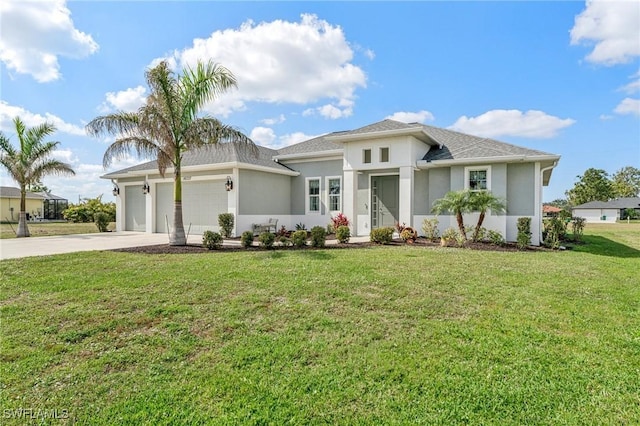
(292, 230, 308, 248)
(63, 196, 115, 223)
(295, 223, 306, 231)
(440, 227, 458, 246)
(572, 217, 586, 242)
(278, 236, 292, 247)
(336, 226, 351, 243)
(454, 230, 467, 247)
(310, 226, 326, 248)
(93, 212, 110, 232)
(421, 218, 440, 240)
(471, 226, 487, 243)
(202, 231, 223, 250)
(241, 230, 254, 248)
(259, 232, 275, 249)
(543, 217, 564, 249)
(517, 217, 532, 249)
(370, 227, 394, 244)
(218, 213, 234, 238)
(487, 230, 505, 246)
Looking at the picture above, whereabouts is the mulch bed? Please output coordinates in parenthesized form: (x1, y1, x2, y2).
(112, 237, 549, 255)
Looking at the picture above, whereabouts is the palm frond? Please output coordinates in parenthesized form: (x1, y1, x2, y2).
(102, 137, 162, 169)
(30, 160, 76, 183)
(85, 112, 140, 138)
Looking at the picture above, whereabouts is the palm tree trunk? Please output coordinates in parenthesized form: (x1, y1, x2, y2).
(456, 212, 466, 240)
(170, 168, 186, 246)
(473, 212, 486, 241)
(16, 188, 30, 237)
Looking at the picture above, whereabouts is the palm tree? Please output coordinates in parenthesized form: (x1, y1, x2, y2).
(469, 190, 506, 241)
(431, 190, 473, 239)
(0, 117, 76, 237)
(86, 60, 254, 246)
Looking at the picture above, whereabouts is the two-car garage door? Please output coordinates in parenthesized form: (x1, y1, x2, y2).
(155, 181, 228, 235)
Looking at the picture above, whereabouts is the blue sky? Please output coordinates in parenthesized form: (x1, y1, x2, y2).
(1, 0, 638, 203)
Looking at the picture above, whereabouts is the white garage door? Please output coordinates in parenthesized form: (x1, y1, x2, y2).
(125, 185, 146, 231)
(156, 181, 228, 235)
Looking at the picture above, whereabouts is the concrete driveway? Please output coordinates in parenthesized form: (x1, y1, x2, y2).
(0, 232, 200, 260)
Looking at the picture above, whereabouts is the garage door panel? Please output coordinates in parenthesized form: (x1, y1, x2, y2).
(156, 181, 227, 235)
(125, 185, 146, 231)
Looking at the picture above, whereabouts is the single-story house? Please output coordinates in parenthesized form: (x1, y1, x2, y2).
(542, 205, 562, 217)
(572, 197, 640, 223)
(102, 119, 561, 245)
(0, 186, 69, 221)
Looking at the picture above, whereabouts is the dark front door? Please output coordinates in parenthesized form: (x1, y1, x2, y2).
(371, 175, 399, 229)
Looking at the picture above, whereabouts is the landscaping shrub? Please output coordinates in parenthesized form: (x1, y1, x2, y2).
(94, 212, 110, 232)
(336, 226, 351, 243)
(258, 232, 275, 249)
(241, 230, 254, 248)
(440, 227, 458, 247)
(292, 230, 308, 247)
(295, 223, 307, 231)
(218, 213, 234, 238)
(543, 217, 564, 249)
(370, 227, 394, 244)
(421, 218, 439, 240)
(276, 225, 288, 238)
(471, 226, 487, 243)
(278, 236, 292, 247)
(572, 217, 586, 242)
(202, 231, 223, 250)
(63, 196, 115, 223)
(310, 226, 326, 248)
(487, 229, 505, 246)
(517, 217, 532, 250)
(330, 213, 350, 230)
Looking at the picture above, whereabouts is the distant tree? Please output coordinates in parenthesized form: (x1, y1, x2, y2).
(547, 198, 572, 211)
(432, 190, 474, 240)
(565, 168, 614, 206)
(611, 166, 640, 198)
(469, 191, 506, 241)
(27, 181, 49, 193)
(0, 117, 75, 237)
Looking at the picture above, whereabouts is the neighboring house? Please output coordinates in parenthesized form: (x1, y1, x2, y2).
(572, 197, 640, 223)
(0, 186, 68, 221)
(102, 119, 561, 245)
(543, 205, 562, 217)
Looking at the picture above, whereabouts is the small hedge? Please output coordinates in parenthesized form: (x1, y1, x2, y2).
(336, 226, 350, 243)
(259, 232, 275, 249)
(218, 213, 234, 238)
(310, 226, 326, 248)
(202, 231, 223, 250)
(292, 230, 308, 248)
(370, 227, 394, 244)
(241, 230, 254, 248)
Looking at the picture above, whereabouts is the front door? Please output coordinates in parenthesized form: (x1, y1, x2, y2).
(371, 175, 399, 229)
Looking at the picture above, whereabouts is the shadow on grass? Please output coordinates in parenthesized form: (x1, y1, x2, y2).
(571, 235, 640, 258)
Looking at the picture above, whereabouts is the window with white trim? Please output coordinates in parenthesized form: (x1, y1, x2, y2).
(307, 178, 320, 213)
(465, 166, 491, 191)
(327, 177, 341, 212)
(363, 149, 371, 164)
(380, 147, 389, 163)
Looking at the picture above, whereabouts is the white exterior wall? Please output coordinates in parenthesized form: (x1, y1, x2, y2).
(573, 208, 618, 223)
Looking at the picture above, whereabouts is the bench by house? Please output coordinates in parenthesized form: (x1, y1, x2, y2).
(252, 218, 278, 235)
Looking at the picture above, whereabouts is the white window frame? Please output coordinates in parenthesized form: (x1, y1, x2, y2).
(363, 148, 372, 164)
(464, 166, 491, 191)
(380, 147, 390, 163)
(306, 177, 321, 214)
(326, 176, 342, 213)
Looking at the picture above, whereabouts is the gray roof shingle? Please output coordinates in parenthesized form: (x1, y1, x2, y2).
(0, 186, 66, 200)
(573, 197, 640, 209)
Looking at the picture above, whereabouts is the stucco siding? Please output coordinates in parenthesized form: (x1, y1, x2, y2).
(0, 197, 43, 221)
(413, 170, 430, 215)
(286, 160, 343, 215)
(450, 166, 464, 191)
(238, 169, 291, 215)
(506, 163, 535, 216)
(428, 168, 451, 209)
(572, 208, 618, 223)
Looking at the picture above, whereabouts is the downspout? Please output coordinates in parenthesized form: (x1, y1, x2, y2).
(538, 161, 558, 244)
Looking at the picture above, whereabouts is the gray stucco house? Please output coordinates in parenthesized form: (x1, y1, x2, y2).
(102, 119, 560, 245)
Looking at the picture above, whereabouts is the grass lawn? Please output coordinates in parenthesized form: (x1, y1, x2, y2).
(1, 223, 638, 424)
(0, 222, 115, 239)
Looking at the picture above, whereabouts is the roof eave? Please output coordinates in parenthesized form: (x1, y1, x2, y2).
(101, 161, 299, 180)
(416, 154, 561, 169)
(326, 128, 439, 146)
(273, 149, 344, 162)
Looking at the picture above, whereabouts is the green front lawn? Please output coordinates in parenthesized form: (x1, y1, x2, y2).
(0, 222, 115, 239)
(1, 224, 638, 424)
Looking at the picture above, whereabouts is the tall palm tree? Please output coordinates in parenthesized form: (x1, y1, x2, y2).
(0, 117, 76, 237)
(86, 60, 254, 246)
(431, 189, 473, 239)
(469, 190, 506, 241)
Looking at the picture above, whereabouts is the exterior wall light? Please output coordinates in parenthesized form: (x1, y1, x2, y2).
(225, 176, 233, 191)
(142, 183, 150, 194)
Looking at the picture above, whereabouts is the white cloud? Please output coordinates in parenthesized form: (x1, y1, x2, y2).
(449, 109, 576, 139)
(279, 132, 317, 147)
(260, 114, 286, 126)
(0, 0, 98, 82)
(619, 69, 640, 94)
(614, 97, 640, 116)
(386, 110, 435, 124)
(0, 101, 85, 136)
(249, 126, 276, 146)
(570, 0, 640, 65)
(599, 114, 614, 120)
(51, 149, 77, 164)
(99, 86, 147, 113)
(154, 14, 367, 117)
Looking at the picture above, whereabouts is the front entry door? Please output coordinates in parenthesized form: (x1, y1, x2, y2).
(371, 175, 399, 229)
